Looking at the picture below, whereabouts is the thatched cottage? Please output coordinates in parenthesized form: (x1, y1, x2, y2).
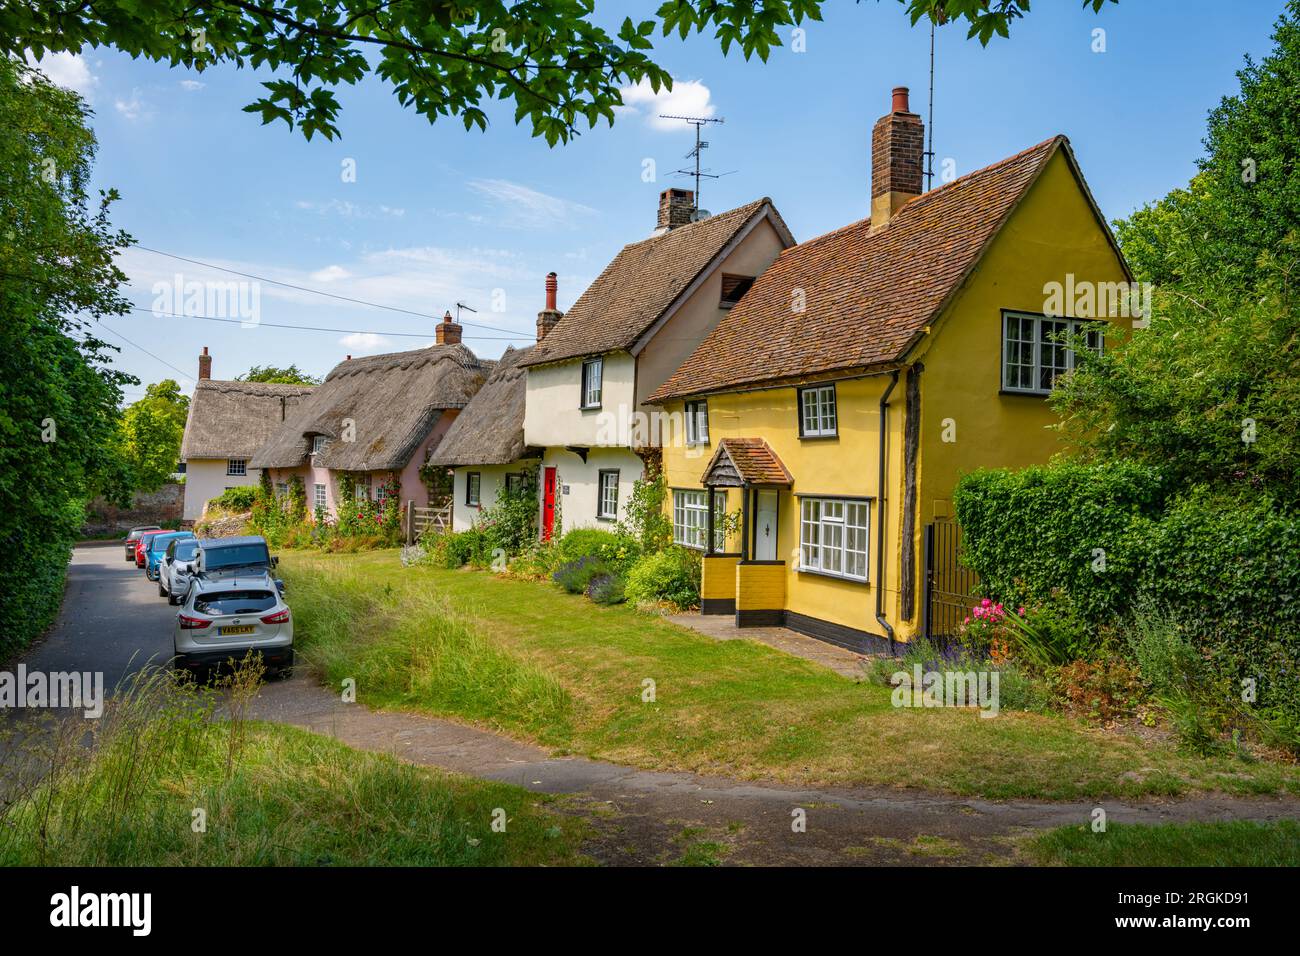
(179, 347, 314, 520)
(427, 343, 539, 531)
(249, 315, 489, 519)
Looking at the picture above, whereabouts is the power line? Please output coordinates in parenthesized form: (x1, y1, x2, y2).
(95, 321, 195, 380)
(124, 304, 531, 341)
(133, 245, 529, 337)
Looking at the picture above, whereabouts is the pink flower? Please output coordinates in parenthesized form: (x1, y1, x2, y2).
(1018, 606, 1026, 616)
(981, 598, 992, 608)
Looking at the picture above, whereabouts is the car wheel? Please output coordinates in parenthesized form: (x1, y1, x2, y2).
(158, 579, 166, 596)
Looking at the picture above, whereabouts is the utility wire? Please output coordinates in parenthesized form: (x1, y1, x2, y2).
(124, 304, 531, 341)
(95, 321, 196, 380)
(134, 245, 530, 337)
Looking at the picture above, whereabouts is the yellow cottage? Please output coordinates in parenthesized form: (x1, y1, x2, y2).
(647, 88, 1135, 654)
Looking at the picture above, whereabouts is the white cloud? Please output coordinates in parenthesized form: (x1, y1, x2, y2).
(467, 179, 597, 230)
(295, 199, 406, 219)
(617, 77, 716, 131)
(114, 88, 151, 121)
(25, 51, 97, 98)
(339, 332, 390, 353)
(179, 79, 205, 91)
(311, 265, 351, 282)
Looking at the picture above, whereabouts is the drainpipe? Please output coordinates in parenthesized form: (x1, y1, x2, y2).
(876, 370, 900, 653)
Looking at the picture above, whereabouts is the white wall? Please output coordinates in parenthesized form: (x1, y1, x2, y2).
(183, 458, 261, 520)
(541, 446, 643, 534)
(450, 461, 538, 532)
(523, 351, 636, 449)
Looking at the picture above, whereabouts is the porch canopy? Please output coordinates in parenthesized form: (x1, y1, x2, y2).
(700, 438, 792, 557)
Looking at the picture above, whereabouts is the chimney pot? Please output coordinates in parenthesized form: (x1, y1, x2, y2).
(871, 85, 925, 233)
(656, 188, 695, 233)
(537, 271, 563, 341)
(436, 309, 463, 346)
(198, 347, 212, 380)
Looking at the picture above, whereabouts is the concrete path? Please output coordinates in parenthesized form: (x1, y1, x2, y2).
(11, 545, 1300, 866)
(666, 612, 870, 679)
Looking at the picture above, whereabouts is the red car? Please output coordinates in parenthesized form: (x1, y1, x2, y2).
(134, 530, 166, 568)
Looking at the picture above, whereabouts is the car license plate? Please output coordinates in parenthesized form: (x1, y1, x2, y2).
(219, 625, 255, 636)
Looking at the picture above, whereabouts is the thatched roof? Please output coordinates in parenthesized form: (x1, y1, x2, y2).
(250, 343, 489, 471)
(180, 380, 314, 461)
(427, 346, 537, 467)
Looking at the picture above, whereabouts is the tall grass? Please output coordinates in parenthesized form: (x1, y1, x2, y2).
(284, 560, 575, 744)
(0, 665, 584, 866)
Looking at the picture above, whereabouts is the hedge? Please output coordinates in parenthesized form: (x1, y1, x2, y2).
(954, 463, 1300, 720)
(0, 496, 83, 659)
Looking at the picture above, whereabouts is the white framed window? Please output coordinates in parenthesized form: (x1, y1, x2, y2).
(673, 489, 727, 551)
(226, 458, 247, 476)
(799, 497, 869, 581)
(685, 400, 709, 445)
(354, 476, 370, 501)
(375, 483, 389, 508)
(313, 483, 327, 510)
(1002, 311, 1105, 394)
(466, 472, 481, 507)
(276, 482, 288, 498)
(581, 357, 603, 409)
(798, 385, 837, 437)
(597, 470, 619, 520)
(311, 434, 327, 455)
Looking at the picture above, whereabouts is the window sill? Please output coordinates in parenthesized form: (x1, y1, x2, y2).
(999, 388, 1052, 398)
(796, 566, 870, 585)
(595, 514, 616, 522)
(798, 433, 839, 441)
(579, 404, 602, 412)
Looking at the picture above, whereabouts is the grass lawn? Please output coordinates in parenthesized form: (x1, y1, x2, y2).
(281, 550, 1300, 801)
(1, 715, 586, 866)
(1025, 820, 1300, 866)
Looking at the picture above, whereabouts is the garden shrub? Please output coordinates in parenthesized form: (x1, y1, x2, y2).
(554, 527, 641, 573)
(1048, 658, 1147, 724)
(423, 528, 491, 569)
(211, 486, 258, 512)
(552, 555, 609, 595)
(585, 572, 626, 605)
(476, 473, 538, 557)
(624, 547, 701, 610)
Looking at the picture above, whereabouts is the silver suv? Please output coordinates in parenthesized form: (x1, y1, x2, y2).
(173, 571, 294, 679)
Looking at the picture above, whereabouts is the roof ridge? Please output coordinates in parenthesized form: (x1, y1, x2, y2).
(619, 196, 772, 251)
(904, 134, 1064, 208)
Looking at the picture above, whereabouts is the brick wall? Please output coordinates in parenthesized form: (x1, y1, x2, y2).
(83, 482, 184, 536)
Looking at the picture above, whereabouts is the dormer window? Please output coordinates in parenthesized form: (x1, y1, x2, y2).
(581, 357, 603, 409)
(720, 274, 755, 308)
(311, 434, 327, 455)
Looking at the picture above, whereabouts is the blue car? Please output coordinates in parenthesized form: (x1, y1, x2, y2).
(144, 531, 195, 581)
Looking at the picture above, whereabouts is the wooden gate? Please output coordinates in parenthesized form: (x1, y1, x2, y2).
(922, 518, 980, 641)
(405, 501, 453, 543)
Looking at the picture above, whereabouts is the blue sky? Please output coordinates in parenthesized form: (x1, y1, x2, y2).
(30, 0, 1289, 401)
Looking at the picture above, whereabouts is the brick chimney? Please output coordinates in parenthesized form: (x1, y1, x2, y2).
(435, 310, 462, 346)
(537, 271, 563, 341)
(656, 188, 695, 234)
(870, 86, 924, 233)
(198, 346, 212, 380)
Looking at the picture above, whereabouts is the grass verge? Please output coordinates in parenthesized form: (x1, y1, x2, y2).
(281, 551, 1300, 801)
(1025, 820, 1300, 866)
(0, 668, 585, 866)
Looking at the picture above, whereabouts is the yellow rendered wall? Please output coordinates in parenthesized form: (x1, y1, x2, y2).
(735, 562, 787, 611)
(701, 554, 740, 600)
(659, 148, 1129, 643)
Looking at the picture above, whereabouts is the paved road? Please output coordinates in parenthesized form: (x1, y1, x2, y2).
(14, 544, 1300, 866)
(17, 541, 177, 691)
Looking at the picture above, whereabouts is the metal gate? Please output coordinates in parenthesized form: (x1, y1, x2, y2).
(922, 518, 980, 641)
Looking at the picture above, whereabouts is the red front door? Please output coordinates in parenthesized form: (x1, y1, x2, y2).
(542, 467, 557, 541)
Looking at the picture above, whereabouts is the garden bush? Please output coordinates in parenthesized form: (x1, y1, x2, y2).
(552, 555, 609, 595)
(211, 486, 258, 512)
(423, 528, 491, 569)
(585, 572, 626, 605)
(624, 547, 701, 610)
(554, 527, 641, 573)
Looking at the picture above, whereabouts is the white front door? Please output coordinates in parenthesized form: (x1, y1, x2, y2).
(754, 490, 778, 561)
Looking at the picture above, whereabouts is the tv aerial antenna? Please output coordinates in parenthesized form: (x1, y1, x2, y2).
(658, 114, 733, 216)
(455, 301, 477, 323)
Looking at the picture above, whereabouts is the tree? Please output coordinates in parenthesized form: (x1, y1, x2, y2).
(0, 1, 1116, 144)
(0, 56, 134, 654)
(1116, 1, 1300, 291)
(119, 379, 189, 491)
(237, 364, 321, 385)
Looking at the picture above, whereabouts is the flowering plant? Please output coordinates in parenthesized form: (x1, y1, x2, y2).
(958, 597, 1024, 663)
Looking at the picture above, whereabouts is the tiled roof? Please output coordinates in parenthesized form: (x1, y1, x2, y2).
(520, 198, 791, 368)
(650, 136, 1086, 401)
(427, 346, 535, 467)
(702, 438, 793, 486)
